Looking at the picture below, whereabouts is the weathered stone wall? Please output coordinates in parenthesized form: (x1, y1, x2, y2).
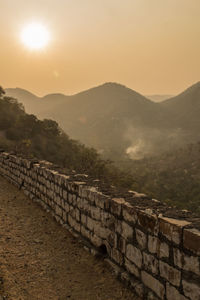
(0, 152, 199, 300)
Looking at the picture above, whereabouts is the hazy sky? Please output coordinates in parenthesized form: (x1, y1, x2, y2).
(0, 0, 200, 96)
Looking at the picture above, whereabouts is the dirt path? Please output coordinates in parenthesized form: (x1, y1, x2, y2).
(0, 176, 139, 300)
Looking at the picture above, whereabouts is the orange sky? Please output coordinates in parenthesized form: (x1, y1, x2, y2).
(0, 0, 200, 96)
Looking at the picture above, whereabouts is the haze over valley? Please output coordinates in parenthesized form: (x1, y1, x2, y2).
(6, 81, 200, 161)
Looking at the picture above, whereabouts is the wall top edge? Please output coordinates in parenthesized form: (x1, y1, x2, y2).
(0, 151, 200, 233)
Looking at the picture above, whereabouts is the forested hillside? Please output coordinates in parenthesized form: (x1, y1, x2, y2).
(5, 83, 170, 159)
(117, 143, 200, 214)
(0, 86, 132, 188)
(6, 82, 200, 160)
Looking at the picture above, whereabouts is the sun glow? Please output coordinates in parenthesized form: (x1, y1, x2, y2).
(21, 23, 50, 50)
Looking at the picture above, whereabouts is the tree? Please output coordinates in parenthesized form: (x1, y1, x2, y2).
(0, 86, 5, 98)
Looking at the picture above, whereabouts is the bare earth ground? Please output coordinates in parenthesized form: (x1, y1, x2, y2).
(0, 176, 139, 300)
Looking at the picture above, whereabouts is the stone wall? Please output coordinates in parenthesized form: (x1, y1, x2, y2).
(0, 152, 199, 300)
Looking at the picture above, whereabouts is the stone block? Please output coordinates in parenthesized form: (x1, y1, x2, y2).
(148, 235, 169, 258)
(81, 213, 87, 226)
(82, 198, 90, 211)
(111, 248, 124, 266)
(69, 207, 75, 218)
(64, 202, 70, 213)
(68, 193, 73, 204)
(59, 187, 63, 198)
(101, 212, 115, 230)
(143, 252, 159, 274)
(159, 261, 181, 287)
(75, 208, 80, 222)
(159, 217, 190, 245)
(125, 258, 140, 278)
(166, 283, 188, 300)
(121, 221, 133, 240)
(118, 236, 126, 254)
(173, 248, 182, 269)
(68, 215, 80, 233)
(93, 221, 109, 239)
(86, 188, 97, 204)
(158, 241, 169, 259)
(110, 198, 125, 216)
(55, 195, 61, 206)
(183, 254, 200, 275)
(173, 248, 200, 275)
(72, 193, 77, 205)
(147, 291, 160, 300)
(77, 197, 83, 209)
(126, 244, 142, 268)
(62, 212, 67, 222)
(136, 229, 147, 249)
(122, 202, 138, 224)
(138, 210, 158, 235)
(183, 228, 200, 255)
(95, 193, 109, 209)
(148, 235, 158, 254)
(80, 225, 91, 240)
(90, 234, 103, 248)
(107, 231, 117, 248)
(63, 189, 68, 201)
(55, 205, 63, 218)
(115, 219, 122, 234)
(90, 206, 101, 220)
(104, 197, 110, 211)
(141, 271, 165, 299)
(87, 216, 94, 231)
(182, 280, 200, 300)
(73, 181, 87, 194)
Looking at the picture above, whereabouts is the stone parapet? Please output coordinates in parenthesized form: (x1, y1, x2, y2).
(0, 152, 199, 300)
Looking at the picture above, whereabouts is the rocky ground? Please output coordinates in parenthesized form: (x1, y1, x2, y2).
(0, 176, 139, 300)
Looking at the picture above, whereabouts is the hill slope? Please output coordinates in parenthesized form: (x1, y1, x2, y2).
(5, 88, 70, 119)
(118, 141, 200, 213)
(0, 87, 133, 188)
(161, 81, 200, 131)
(5, 81, 200, 159)
(6, 83, 169, 158)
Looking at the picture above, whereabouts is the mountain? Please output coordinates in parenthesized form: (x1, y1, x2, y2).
(146, 94, 173, 102)
(1, 87, 133, 188)
(161, 81, 200, 132)
(6, 83, 169, 158)
(48, 83, 168, 149)
(5, 88, 70, 119)
(5, 88, 39, 112)
(5, 82, 200, 160)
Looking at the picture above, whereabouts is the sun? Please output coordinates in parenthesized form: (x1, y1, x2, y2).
(21, 23, 50, 50)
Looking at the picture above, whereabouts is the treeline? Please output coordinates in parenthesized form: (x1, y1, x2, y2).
(117, 143, 200, 214)
(0, 86, 132, 189)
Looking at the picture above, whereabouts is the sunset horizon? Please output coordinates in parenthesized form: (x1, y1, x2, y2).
(1, 0, 199, 96)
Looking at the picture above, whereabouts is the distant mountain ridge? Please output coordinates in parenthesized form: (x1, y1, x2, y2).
(5, 81, 200, 159)
(160, 81, 200, 132)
